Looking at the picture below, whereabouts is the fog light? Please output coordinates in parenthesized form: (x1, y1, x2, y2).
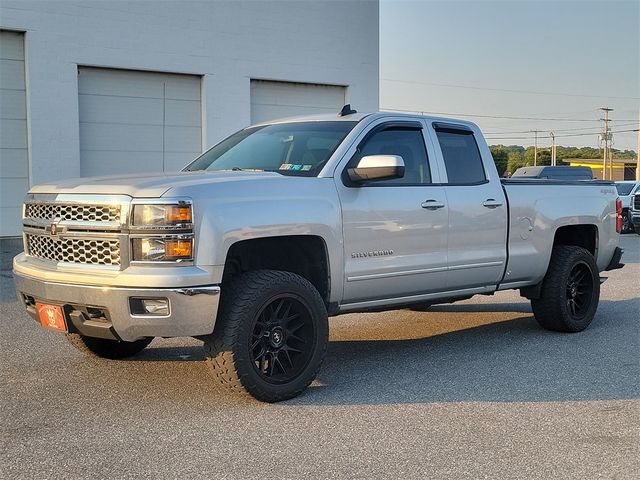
(142, 299, 169, 315)
(130, 297, 170, 316)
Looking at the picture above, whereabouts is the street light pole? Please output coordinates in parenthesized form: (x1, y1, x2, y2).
(549, 132, 556, 166)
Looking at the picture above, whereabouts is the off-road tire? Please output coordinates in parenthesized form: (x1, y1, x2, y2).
(531, 245, 600, 332)
(65, 333, 153, 359)
(203, 270, 328, 402)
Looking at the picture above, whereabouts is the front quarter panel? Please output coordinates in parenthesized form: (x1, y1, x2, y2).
(165, 176, 344, 303)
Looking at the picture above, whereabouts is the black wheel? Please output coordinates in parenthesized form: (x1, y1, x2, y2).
(65, 333, 153, 359)
(531, 245, 600, 332)
(204, 270, 328, 402)
(621, 210, 631, 233)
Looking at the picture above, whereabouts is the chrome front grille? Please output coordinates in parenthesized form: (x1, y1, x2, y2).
(634, 194, 640, 211)
(25, 203, 121, 222)
(26, 234, 121, 265)
(22, 196, 131, 268)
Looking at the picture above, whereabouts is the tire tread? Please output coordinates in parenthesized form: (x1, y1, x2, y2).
(204, 270, 327, 402)
(531, 245, 599, 332)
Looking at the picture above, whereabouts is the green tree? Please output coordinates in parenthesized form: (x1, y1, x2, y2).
(490, 145, 509, 176)
(507, 150, 525, 175)
(524, 147, 536, 165)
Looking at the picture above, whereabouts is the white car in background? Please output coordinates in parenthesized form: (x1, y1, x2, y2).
(615, 181, 640, 233)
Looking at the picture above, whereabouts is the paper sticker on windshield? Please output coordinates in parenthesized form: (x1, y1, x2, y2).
(301, 165, 312, 171)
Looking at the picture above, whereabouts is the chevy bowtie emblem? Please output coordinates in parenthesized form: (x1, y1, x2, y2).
(49, 222, 58, 236)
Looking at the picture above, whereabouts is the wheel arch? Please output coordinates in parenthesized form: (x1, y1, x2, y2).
(552, 224, 598, 257)
(521, 224, 599, 300)
(221, 235, 332, 307)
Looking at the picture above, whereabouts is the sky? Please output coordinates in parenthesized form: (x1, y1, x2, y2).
(379, 0, 640, 151)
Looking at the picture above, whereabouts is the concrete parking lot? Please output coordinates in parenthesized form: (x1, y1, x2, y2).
(1, 236, 638, 479)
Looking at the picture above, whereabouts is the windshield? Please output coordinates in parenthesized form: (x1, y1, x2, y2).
(615, 183, 636, 195)
(184, 121, 357, 176)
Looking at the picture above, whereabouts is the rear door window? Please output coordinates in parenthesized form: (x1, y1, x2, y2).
(435, 127, 486, 184)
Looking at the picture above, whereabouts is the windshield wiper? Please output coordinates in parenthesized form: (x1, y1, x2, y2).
(225, 167, 264, 172)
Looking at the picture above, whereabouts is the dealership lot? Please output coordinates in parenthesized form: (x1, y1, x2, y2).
(1, 235, 638, 479)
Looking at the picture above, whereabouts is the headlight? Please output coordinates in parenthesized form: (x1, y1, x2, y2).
(132, 203, 192, 227)
(132, 237, 193, 262)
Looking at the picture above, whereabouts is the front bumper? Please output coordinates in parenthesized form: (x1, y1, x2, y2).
(14, 271, 220, 342)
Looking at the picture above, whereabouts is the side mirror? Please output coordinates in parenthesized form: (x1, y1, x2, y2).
(347, 155, 405, 183)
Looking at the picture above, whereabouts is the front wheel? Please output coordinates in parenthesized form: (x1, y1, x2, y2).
(531, 245, 600, 332)
(65, 333, 153, 359)
(204, 270, 328, 402)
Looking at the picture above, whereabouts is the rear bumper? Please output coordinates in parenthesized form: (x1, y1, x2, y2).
(605, 246, 624, 271)
(14, 271, 220, 342)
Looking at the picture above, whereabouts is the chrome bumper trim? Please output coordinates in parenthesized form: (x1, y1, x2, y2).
(14, 272, 220, 342)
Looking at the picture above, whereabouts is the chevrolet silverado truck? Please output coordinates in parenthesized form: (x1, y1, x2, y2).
(14, 109, 625, 402)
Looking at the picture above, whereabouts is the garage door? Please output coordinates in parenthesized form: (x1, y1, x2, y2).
(78, 67, 202, 177)
(250, 80, 346, 124)
(0, 31, 28, 237)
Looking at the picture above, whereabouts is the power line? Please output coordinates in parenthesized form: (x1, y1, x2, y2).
(483, 122, 638, 135)
(381, 78, 640, 101)
(485, 128, 639, 141)
(381, 107, 637, 123)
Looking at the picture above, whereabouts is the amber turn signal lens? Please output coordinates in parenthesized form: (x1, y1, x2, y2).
(165, 239, 193, 259)
(165, 205, 192, 224)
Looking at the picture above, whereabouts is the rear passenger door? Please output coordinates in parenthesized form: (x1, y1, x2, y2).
(431, 123, 508, 290)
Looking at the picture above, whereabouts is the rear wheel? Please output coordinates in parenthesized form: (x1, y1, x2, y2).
(65, 333, 153, 359)
(531, 245, 600, 332)
(204, 270, 328, 402)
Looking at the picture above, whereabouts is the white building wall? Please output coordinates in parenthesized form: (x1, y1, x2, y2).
(0, 0, 379, 189)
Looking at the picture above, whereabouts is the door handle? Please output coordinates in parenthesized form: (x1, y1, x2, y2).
(421, 200, 445, 210)
(482, 199, 503, 209)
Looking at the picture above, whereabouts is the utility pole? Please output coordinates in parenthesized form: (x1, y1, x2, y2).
(549, 132, 556, 166)
(609, 143, 614, 181)
(600, 107, 613, 180)
(533, 130, 538, 166)
(636, 110, 639, 181)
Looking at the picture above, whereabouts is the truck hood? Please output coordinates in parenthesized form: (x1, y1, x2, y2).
(29, 170, 284, 198)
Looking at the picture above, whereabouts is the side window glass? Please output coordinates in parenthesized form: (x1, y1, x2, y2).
(352, 128, 431, 186)
(435, 128, 486, 184)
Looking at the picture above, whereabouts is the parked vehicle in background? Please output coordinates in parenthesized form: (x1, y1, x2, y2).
(511, 165, 594, 181)
(13, 110, 625, 402)
(630, 191, 640, 235)
(615, 181, 640, 233)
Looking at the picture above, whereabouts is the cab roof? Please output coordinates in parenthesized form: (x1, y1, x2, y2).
(252, 111, 479, 130)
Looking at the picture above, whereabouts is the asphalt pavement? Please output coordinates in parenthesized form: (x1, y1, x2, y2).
(1, 235, 638, 479)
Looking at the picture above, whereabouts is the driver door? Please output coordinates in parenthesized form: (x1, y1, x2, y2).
(337, 121, 449, 304)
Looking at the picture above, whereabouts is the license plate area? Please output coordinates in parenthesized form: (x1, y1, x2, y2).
(35, 303, 67, 332)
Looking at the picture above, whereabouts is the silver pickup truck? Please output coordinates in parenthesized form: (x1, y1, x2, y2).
(13, 110, 625, 402)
